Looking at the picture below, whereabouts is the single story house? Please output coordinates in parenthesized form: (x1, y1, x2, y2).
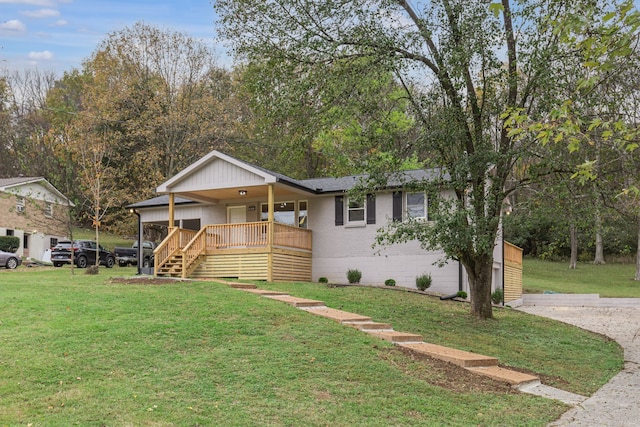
(129, 151, 516, 297)
(0, 177, 74, 261)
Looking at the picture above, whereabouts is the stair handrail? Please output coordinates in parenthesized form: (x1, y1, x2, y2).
(181, 227, 208, 278)
(153, 227, 182, 276)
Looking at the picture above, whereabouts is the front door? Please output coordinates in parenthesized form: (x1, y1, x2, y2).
(228, 206, 246, 224)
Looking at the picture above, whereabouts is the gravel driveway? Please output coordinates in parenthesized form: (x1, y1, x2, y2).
(518, 305, 640, 427)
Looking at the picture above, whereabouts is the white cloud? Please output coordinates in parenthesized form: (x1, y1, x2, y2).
(28, 50, 54, 60)
(21, 8, 60, 18)
(0, 19, 27, 32)
(52, 18, 67, 26)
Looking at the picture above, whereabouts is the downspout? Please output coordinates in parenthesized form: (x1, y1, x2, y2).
(267, 184, 274, 282)
(130, 208, 142, 275)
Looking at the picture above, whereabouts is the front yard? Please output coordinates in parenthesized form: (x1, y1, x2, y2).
(0, 266, 622, 426)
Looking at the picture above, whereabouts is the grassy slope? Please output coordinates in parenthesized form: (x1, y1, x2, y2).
(71, 227, 132, 251)
(524, 258, 640, 297)
(0, 267, 623, 426)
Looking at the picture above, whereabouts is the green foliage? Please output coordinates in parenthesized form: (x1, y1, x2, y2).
(416, 274, 432, 291)
(0, 236, 20, 253)
(491, 289, 504, 305)
(457, 291, 468, 299)
(384, 279, 396, 287)
(318, 277, 328, 284)
(346, 269, 362, 284)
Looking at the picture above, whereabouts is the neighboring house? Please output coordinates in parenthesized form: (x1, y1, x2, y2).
(128, 151, 509, 296)
(0, 177, 74, 261)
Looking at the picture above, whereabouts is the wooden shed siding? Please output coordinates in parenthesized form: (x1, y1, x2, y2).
(503, 242, 523, 303)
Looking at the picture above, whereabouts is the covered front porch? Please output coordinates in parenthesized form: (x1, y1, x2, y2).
(149, 151, 316, 281)
(153, 221, 312, 281)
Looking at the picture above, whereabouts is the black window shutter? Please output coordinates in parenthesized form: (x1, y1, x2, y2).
(392, 191, 403, 221)
(335, 196, 344, 226)
(366, 194, 376, 224)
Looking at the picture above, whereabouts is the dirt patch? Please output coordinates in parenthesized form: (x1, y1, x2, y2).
(381, 346, 519, 394)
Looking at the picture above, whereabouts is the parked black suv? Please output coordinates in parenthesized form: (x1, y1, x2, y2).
(51, 240, 115, 268)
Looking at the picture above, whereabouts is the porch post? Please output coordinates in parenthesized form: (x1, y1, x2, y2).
(168, 193, 175, 230)
(267, 183, 274, 281)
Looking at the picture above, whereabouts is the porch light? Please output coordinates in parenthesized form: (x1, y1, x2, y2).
(239, 190, 248, 196)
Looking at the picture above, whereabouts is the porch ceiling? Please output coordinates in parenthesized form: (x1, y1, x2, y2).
(177, 184, 305, 204)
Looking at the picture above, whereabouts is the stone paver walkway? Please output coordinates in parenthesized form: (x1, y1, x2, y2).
(216, 280, 591, 403)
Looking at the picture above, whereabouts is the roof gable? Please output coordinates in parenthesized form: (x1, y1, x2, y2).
(157, 151, 280, 194)
(0, 177, 74, 206)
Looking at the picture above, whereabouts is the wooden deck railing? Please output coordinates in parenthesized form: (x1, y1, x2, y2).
(504, 241, 523, 265)
(155, 222, 312, 278)
(274, 223, 312, 251)
(154, 227, 197, 275)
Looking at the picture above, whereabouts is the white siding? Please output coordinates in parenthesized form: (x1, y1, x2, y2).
(10, 182, 68, 205)
(310, 192, 462, 293)
(169, 158, 266, 192)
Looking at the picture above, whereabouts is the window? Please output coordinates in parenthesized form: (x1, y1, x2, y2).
(261, 200, 308, 227)
(50, 238, 58, 248)
(44, 202, 53, 218)
(406, 192, 428, 220)
(347, 198, 365, 224)
(298, 201, 308, 228)
(16, 197, 25, 214)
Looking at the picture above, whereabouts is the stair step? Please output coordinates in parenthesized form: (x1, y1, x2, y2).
(343, 321, 393, 331)
(229, 283, 257, 289)
(301, 307, 372, 323)
(242, 289, 289, 296)
(264, 295, 325, 308)
(398, 342, 498, 367)
(366, 331, 423, 343)
(466, 366, 540, 386)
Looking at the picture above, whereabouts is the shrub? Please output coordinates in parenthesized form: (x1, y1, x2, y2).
(416, 273, 432, 291)
(456, 291, 468, 299)
(85, 265, 100, 275)
(384, 279, 396, 287)
(346, 269, 362, 284)
(491, 288, 504, 305)
(318, 277, 328, 283)
(0, 236, 20, 253)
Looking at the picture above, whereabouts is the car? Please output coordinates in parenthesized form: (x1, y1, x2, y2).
(51, 240, 115, 269)
(0, 250, 22, 269)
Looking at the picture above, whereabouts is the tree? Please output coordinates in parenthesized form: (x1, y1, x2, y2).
(216, 0, 597, 319)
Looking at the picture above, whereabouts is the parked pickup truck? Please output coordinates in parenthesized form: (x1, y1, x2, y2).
(113, 241, 157, 267)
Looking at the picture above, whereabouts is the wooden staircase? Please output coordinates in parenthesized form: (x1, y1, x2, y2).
(156, 254, 183, 277)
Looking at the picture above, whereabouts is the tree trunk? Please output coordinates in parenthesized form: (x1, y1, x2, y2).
(569, 222, 578, 269)
(593, 207, 605, 264)
(465, 256, 494, 320)
(635, 214, 640, 281)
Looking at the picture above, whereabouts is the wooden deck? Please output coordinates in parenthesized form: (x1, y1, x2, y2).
(154, 222, 312, 281)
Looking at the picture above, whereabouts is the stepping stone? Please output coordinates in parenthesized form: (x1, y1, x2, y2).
(301, 307, 371, 323)
(344, 321, 394, 331)
(367, 331, 423, 343)
(264, 295, 325, 308)
(466, 366, 539, 386)
(229, 283, 257, 289)
(398, 342, 498, 367)
(242, 289, 289, 296)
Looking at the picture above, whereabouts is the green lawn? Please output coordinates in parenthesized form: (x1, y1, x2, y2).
(0, 267, 623, 426)
(524, 258, 640, 297)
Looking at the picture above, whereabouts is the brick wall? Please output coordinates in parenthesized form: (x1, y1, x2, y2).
(0, 192, 70, 237)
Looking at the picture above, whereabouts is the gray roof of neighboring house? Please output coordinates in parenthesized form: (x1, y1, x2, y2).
(0, 177, 45, 188)
(126, 195, 199, 209)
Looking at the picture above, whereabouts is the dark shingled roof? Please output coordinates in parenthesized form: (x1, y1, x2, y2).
(0, 177, 44, 188)
(126, 195, 198, 209)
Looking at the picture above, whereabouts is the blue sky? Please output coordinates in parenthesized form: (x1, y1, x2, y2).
(1, 0, 224, 76)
